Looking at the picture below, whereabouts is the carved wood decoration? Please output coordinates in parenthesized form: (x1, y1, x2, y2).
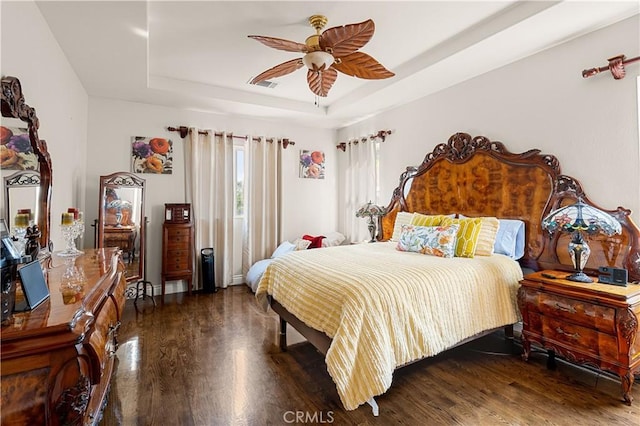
(380, 132, 640, 282)
(1, 76, 53, 250)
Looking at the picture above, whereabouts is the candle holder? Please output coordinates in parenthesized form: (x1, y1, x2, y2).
(58, 213, 84, 257)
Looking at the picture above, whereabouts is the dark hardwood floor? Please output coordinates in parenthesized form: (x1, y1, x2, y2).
(101, 286, 640, 425)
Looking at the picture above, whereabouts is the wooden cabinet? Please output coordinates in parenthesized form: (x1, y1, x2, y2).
(161, 203, 193, 297)
(0, 248, 126, 425)
(518, 270, 640, 404)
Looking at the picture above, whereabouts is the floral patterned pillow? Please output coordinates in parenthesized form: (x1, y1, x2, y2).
(396, 224, 460, 258)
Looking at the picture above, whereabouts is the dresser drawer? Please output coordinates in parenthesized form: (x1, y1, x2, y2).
(165, 260, 190, 273)
(85, 298, 119, 384)
(166, 238, 189, 250)
(167, 227, 190, 238)
(166, 249, 189, 259)
(539, 315, 618, 363)
(536, 292, 616, 334)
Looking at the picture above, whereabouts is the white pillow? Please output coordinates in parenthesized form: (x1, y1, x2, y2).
(292, 238, 312, 250)
(391, 212, 415, 241)
(494, 219, 526, 259)
(271, 241, 297, 259)
(321, 231, 346, 247)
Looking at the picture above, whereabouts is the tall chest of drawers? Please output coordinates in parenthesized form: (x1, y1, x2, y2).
(161, 203, 194, 297)
(518, 270, 640, 404)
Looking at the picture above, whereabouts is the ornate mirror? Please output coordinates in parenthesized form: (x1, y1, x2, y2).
(1, 76, 52, 253)
(97, 172, 145, 282)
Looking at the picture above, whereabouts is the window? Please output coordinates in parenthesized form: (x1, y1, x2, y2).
(234, 146, 245, 218)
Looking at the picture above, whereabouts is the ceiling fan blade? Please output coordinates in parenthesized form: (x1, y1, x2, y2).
(250, 58, 304, 84)
(333, 52, 395, 79)
(319, 19, 374, 58)
(307, 67, 338, 97)
(248, 35, 308, 53)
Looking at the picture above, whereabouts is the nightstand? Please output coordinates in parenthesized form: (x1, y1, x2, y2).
(517, 270, 640, 404)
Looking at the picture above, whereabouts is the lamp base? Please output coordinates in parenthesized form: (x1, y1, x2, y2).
(566, 271, 593, 283)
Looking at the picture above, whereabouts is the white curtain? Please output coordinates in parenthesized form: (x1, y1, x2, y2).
(242, 136, 282, 276)
(185, 128, 234, 290)
(345, 139, 379, 242)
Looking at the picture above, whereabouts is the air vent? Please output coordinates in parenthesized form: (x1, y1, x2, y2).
(250, 79, 278, 89)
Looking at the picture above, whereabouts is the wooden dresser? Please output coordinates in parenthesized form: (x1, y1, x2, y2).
(161, 203, 193, 297)
(1, 248, 126, 425)
(518, 270, 640, 404)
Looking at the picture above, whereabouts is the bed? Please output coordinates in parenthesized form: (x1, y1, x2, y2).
(255, 132, 640, 414)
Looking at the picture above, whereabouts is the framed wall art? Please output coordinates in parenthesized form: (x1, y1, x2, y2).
(299, 150, 325, 179)
(131, 136, 173, 174)
(0, 125, 38, 170)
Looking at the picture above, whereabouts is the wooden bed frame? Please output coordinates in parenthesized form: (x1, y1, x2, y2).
(269, 132, 640, 410)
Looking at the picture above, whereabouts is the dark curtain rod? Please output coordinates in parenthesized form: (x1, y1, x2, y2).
(336, 129, 393, 151)
(167, 126, 295, 148)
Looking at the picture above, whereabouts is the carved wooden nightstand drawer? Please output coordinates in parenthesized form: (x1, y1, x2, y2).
(533, 313, 619, 362)
(518, 270, 640, 405)
(538, 293, 616, 334)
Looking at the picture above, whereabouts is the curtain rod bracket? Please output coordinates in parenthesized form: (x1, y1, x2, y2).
(582, 54, 640, 79)
(167, 126, 189, 138)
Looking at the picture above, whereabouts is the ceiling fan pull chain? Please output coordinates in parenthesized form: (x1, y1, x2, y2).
(314, 95, 320, 108)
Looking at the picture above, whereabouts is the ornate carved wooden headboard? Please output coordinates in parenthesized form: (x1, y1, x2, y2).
(380, 132, 640, 282)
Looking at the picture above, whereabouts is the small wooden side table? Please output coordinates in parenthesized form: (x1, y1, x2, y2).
(518, 270, 640, 404)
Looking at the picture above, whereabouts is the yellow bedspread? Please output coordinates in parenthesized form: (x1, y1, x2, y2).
(255, 241, 523, 410)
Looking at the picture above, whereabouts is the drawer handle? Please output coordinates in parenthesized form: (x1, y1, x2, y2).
(555, 327, 580, 340)
(554, 303, 576, 314)
(109, 321, 121, 334)
(109, 321, 122, 351)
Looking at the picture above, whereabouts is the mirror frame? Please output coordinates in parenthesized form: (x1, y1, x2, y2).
(1, 76, 52, 251)
(97, 172, 145, 282)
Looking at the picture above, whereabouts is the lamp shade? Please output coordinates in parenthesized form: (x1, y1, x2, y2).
(541, 200, 621, 237)
(302, 51, 334, 71)
(541, 199, 621, 283)
(355, 201, 387, 218)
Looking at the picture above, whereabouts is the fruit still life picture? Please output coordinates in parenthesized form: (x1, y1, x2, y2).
(1, 126, 38, 170)
(299, 150, 325, 179)
(131, 136, 173, 174)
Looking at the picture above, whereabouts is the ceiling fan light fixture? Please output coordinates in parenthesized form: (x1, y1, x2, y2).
(302, 51, 334, 71)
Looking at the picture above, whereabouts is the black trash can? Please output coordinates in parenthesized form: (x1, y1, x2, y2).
(201, 248, 217, 293)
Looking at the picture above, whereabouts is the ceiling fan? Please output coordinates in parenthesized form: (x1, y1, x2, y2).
(248, 15, 394, 97)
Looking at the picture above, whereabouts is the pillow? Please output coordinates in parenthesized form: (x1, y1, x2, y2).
(302, 234, 325, 249)
(292, 238, 312, 250)
(441, 217, 483, 258)
(411, 213, 445, 227)
(322, 231, 346, 247)
(474, 217, 500, 256)
(457, 216, 500, 256)
(391, 212, 415, 241)
(396, 224, 459, 258)
(271, 241, 296, 259)
(494, 219, 526, 259)
(246, 258, 274, 292)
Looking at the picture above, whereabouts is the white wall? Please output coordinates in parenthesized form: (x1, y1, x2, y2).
(338, 16, 640, 227)
(1, 1, 89, 250)
(85, 98, 337, 292)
